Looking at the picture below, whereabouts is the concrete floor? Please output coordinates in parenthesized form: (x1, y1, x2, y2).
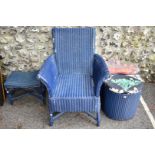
(0, 83, 154, 129)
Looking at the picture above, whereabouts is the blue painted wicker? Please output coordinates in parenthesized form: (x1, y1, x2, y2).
(4, 71, 45, 105)
(38, 28, 109, 126)
(101, 76, 143, 120)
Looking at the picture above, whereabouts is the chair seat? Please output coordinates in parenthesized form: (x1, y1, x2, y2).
(50, 74, 99, 112)
(53, 74, 95, 98)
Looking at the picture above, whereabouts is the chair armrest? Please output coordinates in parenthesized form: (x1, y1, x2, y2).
(93, 54, 110, 97)
(37, 55, 58, 97)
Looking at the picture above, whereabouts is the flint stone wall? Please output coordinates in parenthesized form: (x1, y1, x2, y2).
(0, 26, 155, 82)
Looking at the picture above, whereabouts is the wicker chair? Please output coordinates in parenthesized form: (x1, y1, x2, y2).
(38, 28, 109, 126)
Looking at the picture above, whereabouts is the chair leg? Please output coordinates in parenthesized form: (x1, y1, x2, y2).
(49, 113, 54, 126)
(96, 111, 100, 127)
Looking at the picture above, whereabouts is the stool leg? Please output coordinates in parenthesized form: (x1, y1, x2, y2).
(41, 85, 46, 105)
(96, 111, 100, 127)
(48, 98, 54, 126)
(6, 89, 13, 105)
(43, 95, 46, 105)
(37, 84, 46, 105)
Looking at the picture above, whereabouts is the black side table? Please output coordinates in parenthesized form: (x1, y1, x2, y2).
(4, 71, 46, 105)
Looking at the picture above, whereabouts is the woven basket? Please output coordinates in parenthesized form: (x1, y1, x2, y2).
(101, 77, 142, 120)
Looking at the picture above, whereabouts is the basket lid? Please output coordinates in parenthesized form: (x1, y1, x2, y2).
(106, 74, 143, 94)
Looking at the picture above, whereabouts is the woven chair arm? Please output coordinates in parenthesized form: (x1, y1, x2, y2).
(93, 54, 110, 97)
(38, 55, 58, 97)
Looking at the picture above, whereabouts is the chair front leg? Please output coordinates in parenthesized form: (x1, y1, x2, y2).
(49, 113, 54, 126)
(47, 98, 54, 126)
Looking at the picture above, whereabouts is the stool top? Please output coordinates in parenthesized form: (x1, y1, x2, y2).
(4, 71, 41, 88)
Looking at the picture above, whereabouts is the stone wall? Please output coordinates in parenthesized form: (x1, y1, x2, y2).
(0, 26, 52, 74)
(96, 27, 155, 82)
(0, 26, 155, 82)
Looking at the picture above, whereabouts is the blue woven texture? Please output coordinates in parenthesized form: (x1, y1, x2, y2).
(5, 71, 40, 88)
(37, 56, 58, 97)
(51, 74, 99, 112)
(102, 85, 141, 120)
(93, 54, 109, 96)
(53, 28, 94, 75)
(38, 28, 109, 113)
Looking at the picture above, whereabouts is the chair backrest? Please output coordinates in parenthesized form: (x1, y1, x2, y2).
(52, 27, 95, 75)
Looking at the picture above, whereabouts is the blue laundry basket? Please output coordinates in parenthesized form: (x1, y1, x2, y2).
(101, 75, 143, 120)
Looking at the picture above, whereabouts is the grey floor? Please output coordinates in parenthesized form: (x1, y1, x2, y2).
(0, 83, 154, 129)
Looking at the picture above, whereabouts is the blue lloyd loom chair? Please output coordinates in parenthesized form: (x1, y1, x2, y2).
(38, 28, 109, 126)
